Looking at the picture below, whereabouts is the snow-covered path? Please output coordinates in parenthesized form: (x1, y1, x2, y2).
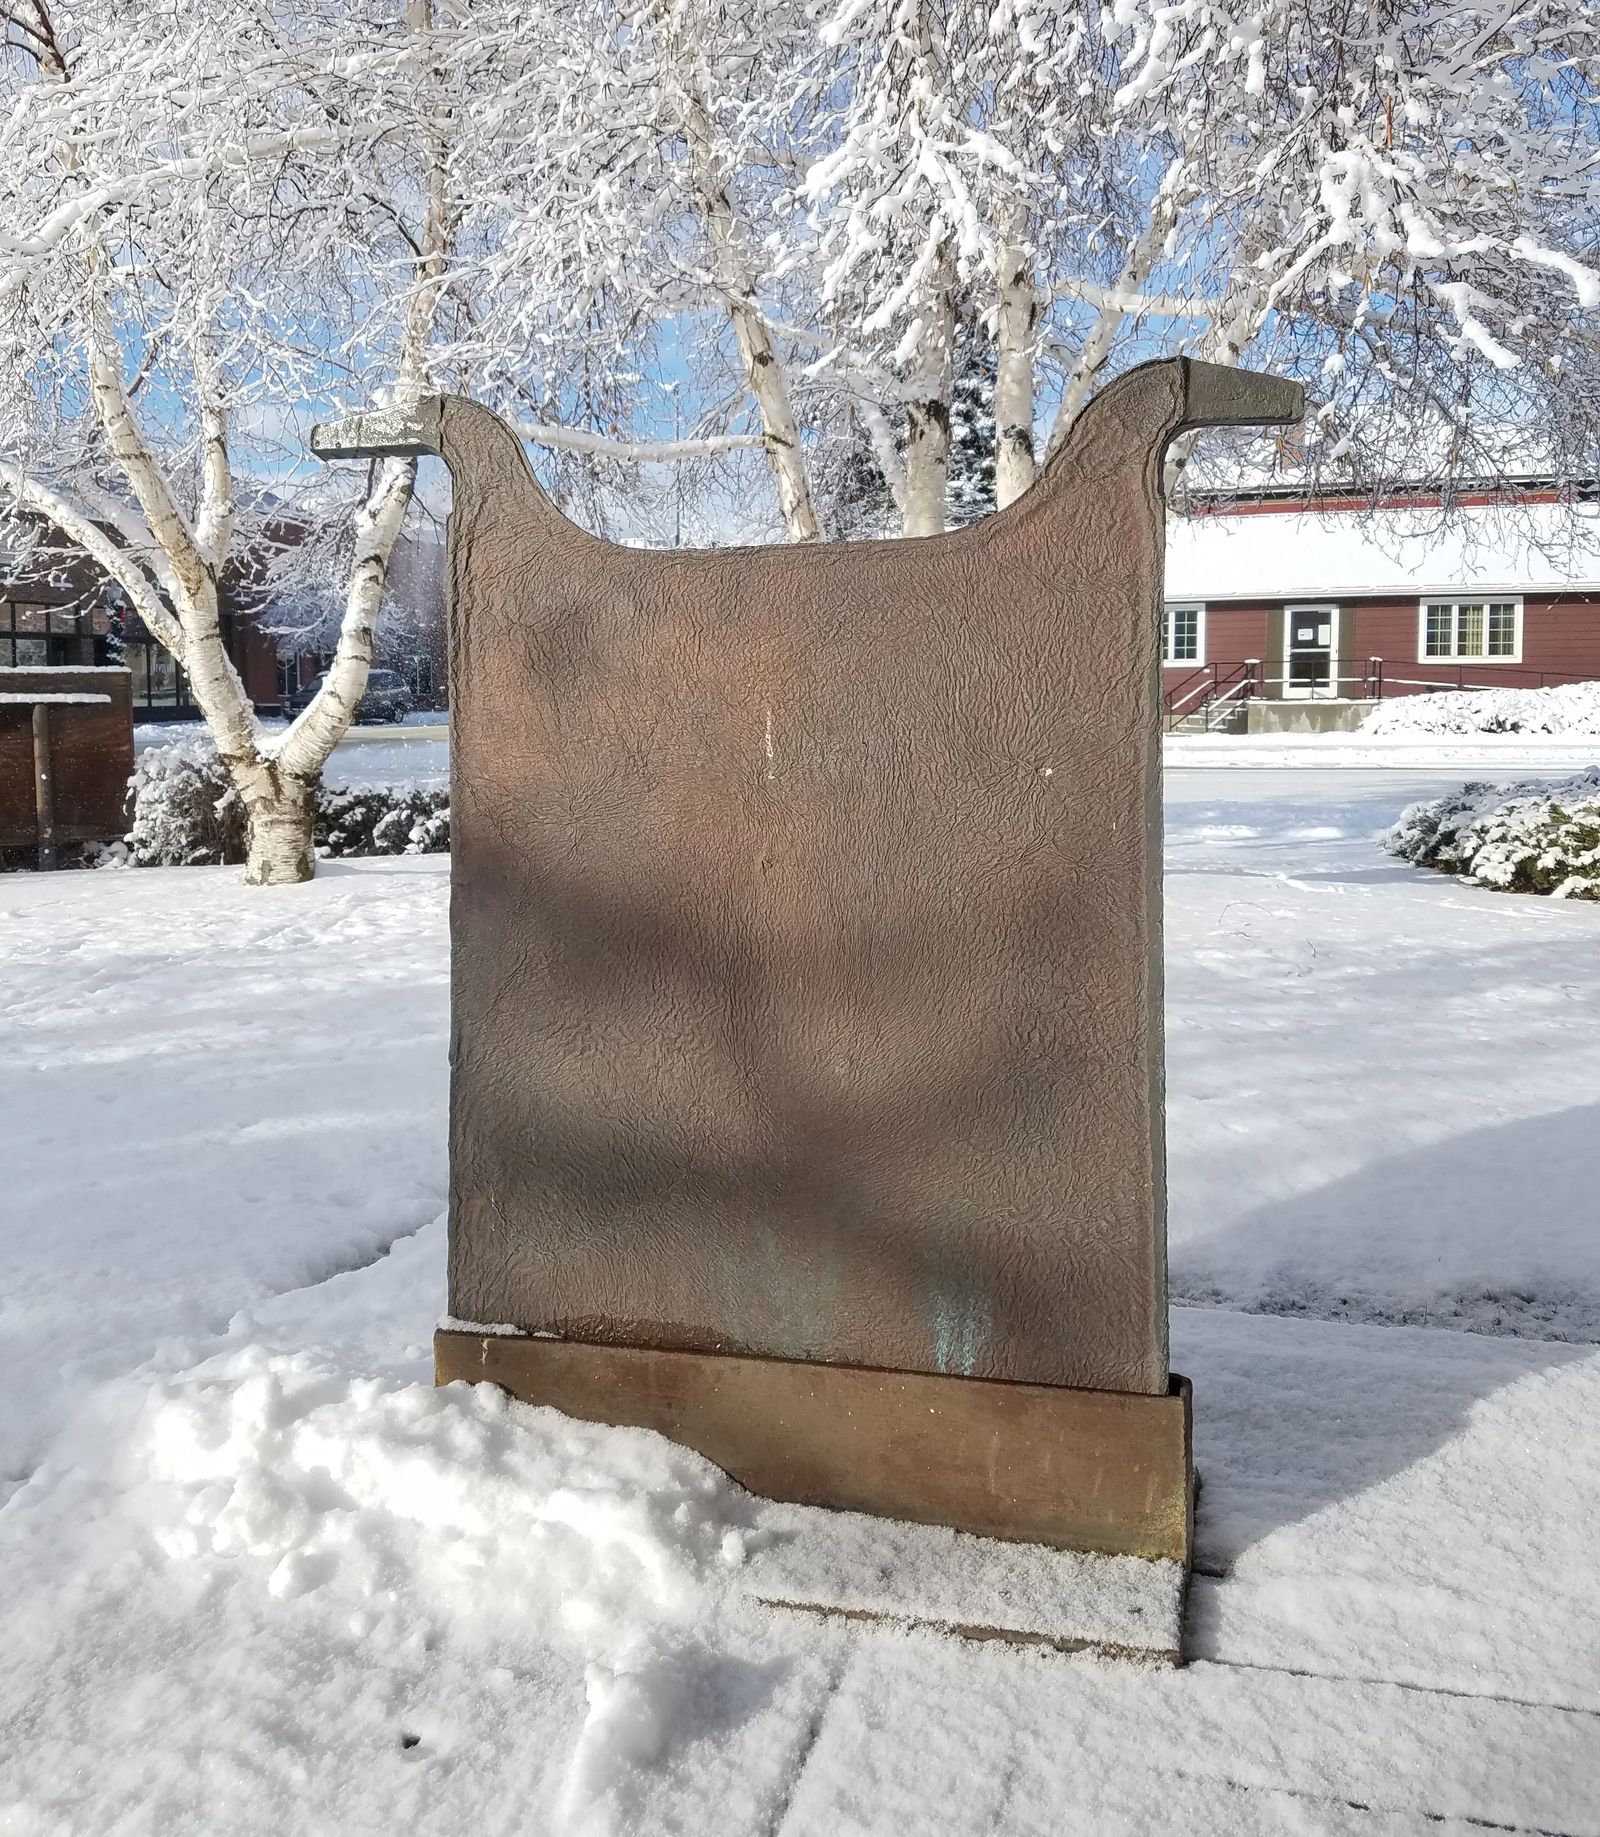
(3, 759, 1599, 1832)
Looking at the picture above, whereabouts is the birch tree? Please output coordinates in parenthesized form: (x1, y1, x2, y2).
(3, 0, 1596, 856)
(0, 0, 455, 880)
(457, 0, 1597, 534)
(798, 0, 1599, 521)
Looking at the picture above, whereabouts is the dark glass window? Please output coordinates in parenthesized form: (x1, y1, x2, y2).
(1163, 605, 1201, 664)
(126, 640, 192, 711)
(0, 600, 94, 667)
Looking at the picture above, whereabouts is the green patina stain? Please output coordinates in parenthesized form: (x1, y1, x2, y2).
(932, 1290, 987, 1377)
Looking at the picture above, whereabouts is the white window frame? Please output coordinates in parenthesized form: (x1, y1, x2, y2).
(1162, 601, 1206, 667)
(1415, 596, 1523, 665)
(1282, 602, 1341, 701)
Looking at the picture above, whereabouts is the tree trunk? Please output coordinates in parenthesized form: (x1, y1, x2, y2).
(995, 236, 1038, 508)
(903, 396, 951, 537)
(666, 12, 820, 542)
(902, 256, 956, 538)
(242, 774, 316, 885)
(1043, 194, 1182, 464)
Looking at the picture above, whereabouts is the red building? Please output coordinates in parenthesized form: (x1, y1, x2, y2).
(1161, 492, 1600, 730)
(1, 518, 447, 721)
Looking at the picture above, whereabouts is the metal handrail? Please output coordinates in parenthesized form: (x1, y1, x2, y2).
(1201, 673, 1257, 729)
(1163, 659, 1259, 730)
(1245, 657, 1594, 699)
(1164, 653, 1594, 727)
(1163, 664, 1219, 719)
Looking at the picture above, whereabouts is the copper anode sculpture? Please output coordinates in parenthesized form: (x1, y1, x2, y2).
(314, 357, 1305, 1564)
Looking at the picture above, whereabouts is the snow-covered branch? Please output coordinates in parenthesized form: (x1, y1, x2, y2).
(518, 422, 765, 461)
(0, 0, 1594, 842)
(0, 460, 183, 653)
(1045, 182, 1189, 462)
(1052, 276, 1212, 321)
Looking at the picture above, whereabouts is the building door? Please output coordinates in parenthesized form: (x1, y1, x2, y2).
(1283, 604, 1339, 699)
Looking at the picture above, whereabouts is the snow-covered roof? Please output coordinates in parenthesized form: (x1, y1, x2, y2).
(0, 691, 112, 705)
(1165, 501, 1600, 602)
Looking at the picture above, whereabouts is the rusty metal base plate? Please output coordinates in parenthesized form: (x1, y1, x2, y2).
(434, 1328, 1193, 1566)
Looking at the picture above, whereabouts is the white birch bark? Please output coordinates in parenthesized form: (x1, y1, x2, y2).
(901, 257, 955, 538)
(853, 396, 909, 519)
(274, 454, 417, 785)
(75, 265, 423, 881)
(84, 287, 269, 792)
(262, 0, 451, 875)
(256, 0, 438, 874)
(44, 236, 303, 879)
(664, 9, 820, 542)
(994, 233, 1039, 508)
(191, 326, 235, 571)
(1042, 199, 1180, 464)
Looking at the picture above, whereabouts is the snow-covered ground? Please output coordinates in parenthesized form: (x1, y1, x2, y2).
(133, 717, 452, 790)
(0, 857, 449, 1493)
(4, 761, 1600, 1832)
(1166, 728, 1600, 771)
(135, 720, 1600, 787)
(1164, 764, 1600, 1337)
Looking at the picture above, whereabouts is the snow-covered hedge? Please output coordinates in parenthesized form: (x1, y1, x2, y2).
(1383, 770, 1600, 898)
(1363, 681, 1600, 736)
(127, 741, 449, 867)
(127, 741, 247, 866)
(317, 786, 451, 858)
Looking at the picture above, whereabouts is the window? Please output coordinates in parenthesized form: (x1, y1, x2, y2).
(0, 600, 89, 667)
(1163, 603, 1204, 665)
(127, 640, 190, 710)
(1420, 598, 1521, 662)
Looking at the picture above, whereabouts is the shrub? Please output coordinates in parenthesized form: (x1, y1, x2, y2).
(1383, 769, 1600, 898)
(126, 741, 246, 866)
(126, 740, 449, 866)
(316, 786, 451, 857)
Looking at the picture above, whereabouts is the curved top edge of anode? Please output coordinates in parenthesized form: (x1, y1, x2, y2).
(307, 356, 1305, 546)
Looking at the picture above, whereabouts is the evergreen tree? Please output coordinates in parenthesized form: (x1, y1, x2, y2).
(816, 413, 898, 541)
(947, 318, 997, 529)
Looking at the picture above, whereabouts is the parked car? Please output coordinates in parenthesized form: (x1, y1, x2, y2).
(281, 668, 414, 724)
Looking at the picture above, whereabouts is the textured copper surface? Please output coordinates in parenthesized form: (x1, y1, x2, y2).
(436, 1328, 1194, 1562)
(380, 360, 1301, 1395)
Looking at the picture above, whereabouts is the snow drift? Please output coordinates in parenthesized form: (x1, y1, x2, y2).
(1363, 680, 1600, 737)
